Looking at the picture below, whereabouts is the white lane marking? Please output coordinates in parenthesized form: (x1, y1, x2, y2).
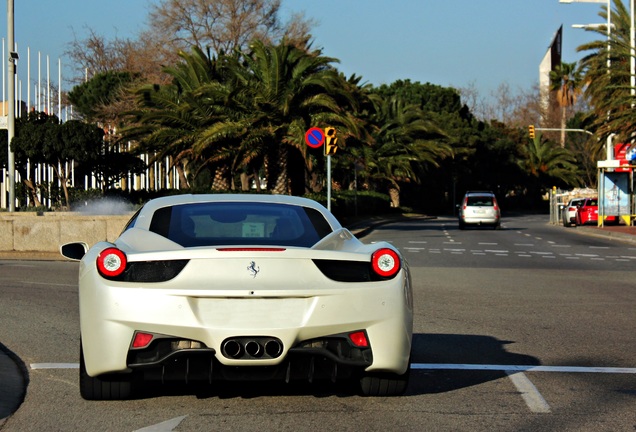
(575, 253, 599, 257)
(514, 243, 535, 246)
(506, 371, 551, 413)
(484, 249, 508, 254)
(479, 242, 498, 245)
(551, 245, 571, 248)
(31, 363, 79, 369)
(589, 246, 609, 249)
(408, 241, 428, 244)
(411, 363, 636, 373)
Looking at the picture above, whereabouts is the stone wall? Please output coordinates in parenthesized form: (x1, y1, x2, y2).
(0, 212, 132, 259)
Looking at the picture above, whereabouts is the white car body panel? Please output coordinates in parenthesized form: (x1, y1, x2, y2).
(67, 194, 413, 395)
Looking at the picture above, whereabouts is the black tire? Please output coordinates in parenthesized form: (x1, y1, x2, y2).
(359, 368, 410, 396)
(79, 343, 133, 400)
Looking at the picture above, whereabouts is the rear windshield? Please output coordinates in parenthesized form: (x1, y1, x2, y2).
(149, 202, 333, 248)
(466, 196, 495, 206)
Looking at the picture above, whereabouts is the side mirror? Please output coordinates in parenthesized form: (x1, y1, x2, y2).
(60, 242, 89, 261)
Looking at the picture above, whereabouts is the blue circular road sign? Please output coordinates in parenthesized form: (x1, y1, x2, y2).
(305, 127, 325, 148)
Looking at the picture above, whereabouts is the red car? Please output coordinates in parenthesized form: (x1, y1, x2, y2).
(576, 198, 598, 225)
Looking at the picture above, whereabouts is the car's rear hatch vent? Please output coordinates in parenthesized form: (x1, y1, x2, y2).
(312, 260, 373, 282)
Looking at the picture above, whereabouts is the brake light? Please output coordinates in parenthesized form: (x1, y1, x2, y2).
(96, 247, 127, 278)
(132, 332, 154, 348)
(371, 248, 400, 278)
(493, 199, 499, 211)
(349, 331, 369, 347)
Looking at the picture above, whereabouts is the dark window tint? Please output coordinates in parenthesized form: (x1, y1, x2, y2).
(149, 202, 332, 247)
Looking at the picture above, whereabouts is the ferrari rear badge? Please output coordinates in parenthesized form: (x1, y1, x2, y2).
(247, 261, 260, 278)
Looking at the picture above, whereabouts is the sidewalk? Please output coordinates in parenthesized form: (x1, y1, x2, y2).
(575, 224, 636, 244)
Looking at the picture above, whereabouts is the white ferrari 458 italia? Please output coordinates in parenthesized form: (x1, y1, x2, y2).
(61, 194, 413, 400)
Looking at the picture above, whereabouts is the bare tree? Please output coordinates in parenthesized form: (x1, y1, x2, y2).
(65, 28, 129, 82)
(146, 0, 313, 55)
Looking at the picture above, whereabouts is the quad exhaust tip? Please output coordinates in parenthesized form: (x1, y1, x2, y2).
(222, 337, 283, 360)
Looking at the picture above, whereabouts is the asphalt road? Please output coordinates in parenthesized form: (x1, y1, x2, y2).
(1, 214, 635, 431)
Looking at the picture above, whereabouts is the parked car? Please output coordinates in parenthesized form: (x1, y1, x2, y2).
(561, 198, 585, 227)
(458, 191, 501, 229)
(576, 197, 599, 225)
(60, 194, 413, 400)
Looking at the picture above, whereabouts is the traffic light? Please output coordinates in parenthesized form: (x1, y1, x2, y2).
(528, 125, 535, 139)
(324, 127, 338, 155)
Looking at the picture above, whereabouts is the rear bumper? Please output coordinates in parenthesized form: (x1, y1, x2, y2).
(79, 270, 413, 379)
(460, 216, 500, 225)
(126, 332, 374, 383)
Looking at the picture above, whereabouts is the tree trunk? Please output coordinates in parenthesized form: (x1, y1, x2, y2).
(211, 165, 230, 191)
(268, 146, 289, 195)
(54, 162, 71, 210)
(240, 172, 250, 191)
(560, 106, 567, 147)
(176, 163, 189, 189)
(388, 185, 400, 208)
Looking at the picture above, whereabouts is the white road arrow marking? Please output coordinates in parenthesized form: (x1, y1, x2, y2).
(134, 416, 187, 432)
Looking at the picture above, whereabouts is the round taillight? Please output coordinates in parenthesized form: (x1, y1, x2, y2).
(97, 247, 127, 278)
(371, 248, 401, 278)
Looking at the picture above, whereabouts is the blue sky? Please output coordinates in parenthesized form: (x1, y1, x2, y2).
(0, 0, 611, 102)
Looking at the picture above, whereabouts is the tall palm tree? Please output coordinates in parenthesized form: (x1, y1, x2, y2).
(549, 62, 583, 147)
(232, 40, 347, 195)
(365, 96, 451, 208)
(518, 133, 580, 189)
(123, 47, 236, 190)
(577, 0, 635, 144)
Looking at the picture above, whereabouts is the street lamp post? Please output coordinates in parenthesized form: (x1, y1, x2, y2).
(6, 0, 16, 212)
